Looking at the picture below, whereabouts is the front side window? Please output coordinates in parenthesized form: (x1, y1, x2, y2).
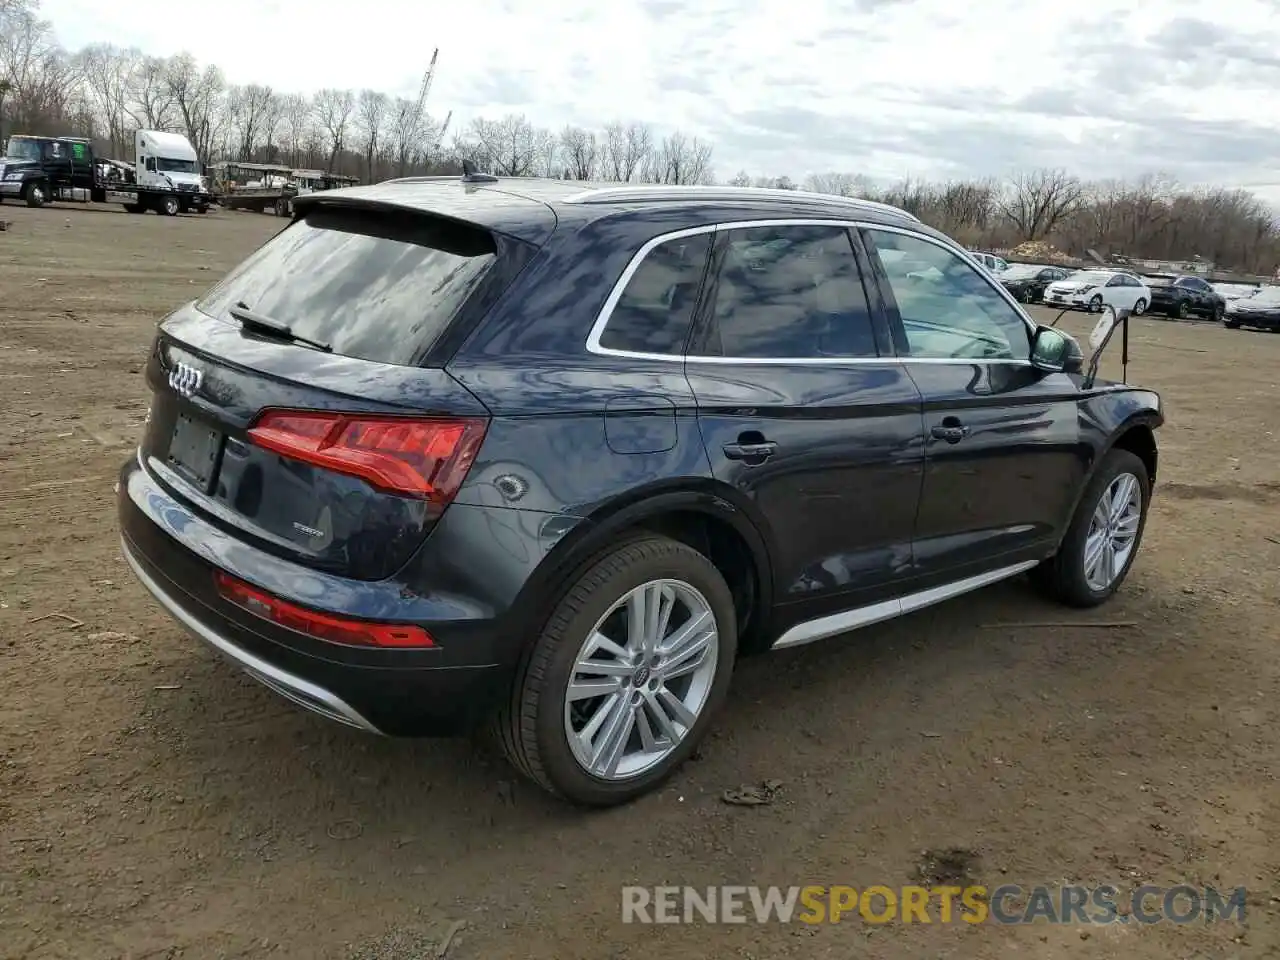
(703, 224, 878, 359)
(864, 229, 1032, 361)
(599, 232, 711, 354)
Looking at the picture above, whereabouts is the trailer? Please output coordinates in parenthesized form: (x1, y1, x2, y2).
(0, 130, 213, 214)
(211, 162, 359, 216)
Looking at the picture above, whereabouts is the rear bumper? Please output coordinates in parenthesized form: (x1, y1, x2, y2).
(117, 454, 530, 735)
(122, 538, 382, 732)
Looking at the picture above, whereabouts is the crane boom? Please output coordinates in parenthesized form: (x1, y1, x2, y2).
(414, 48, 438, 125)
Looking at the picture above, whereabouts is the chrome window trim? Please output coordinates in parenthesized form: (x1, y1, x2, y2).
(584, 218, 1040, 367)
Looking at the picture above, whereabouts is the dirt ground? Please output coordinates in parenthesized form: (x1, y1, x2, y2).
(1, 203, 1278, 960)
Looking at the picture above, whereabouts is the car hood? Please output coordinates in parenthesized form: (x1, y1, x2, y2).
(0, 159, 39, 177)
(1232, 299, 1280, 312)
(1047, 280, 1097, 291)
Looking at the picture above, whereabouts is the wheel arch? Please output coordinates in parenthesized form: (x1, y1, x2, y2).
(514, 482, 777, 657)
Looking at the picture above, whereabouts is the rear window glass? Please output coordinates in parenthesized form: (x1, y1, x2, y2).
(196, 207, 497, 366)
(599, 232, 711, 354)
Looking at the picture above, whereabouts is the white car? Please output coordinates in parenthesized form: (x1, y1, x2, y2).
(1042, 270, 1151, 315)
(971, 251, 1009, 274)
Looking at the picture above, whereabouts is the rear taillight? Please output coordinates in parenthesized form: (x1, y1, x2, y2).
(214, 571, 435, 648)
(247, 410, 487, 502)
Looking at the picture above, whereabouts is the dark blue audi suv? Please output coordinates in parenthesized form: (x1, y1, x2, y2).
(118, 173, 1163, 805)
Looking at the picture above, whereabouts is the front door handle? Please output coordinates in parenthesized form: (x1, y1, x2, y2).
(931, 421, 970, 444)
(722, 440, 777, 462)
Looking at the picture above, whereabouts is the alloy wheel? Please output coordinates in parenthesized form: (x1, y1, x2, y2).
(563, 578, 719, 781)
(1083, 472, 1142, 591)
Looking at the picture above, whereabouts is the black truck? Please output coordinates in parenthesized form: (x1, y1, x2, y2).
(0, 134, 213, 214)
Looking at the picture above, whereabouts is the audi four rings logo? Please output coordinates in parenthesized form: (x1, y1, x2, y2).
(168, 361, 203, 398)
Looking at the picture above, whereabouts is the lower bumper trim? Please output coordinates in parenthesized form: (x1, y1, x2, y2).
(120, 537, 383, 734)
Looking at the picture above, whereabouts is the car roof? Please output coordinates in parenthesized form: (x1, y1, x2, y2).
(299, 176, 926, 246)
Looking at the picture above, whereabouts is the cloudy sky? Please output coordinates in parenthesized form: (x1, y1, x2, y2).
(38, 0, 1280, 200)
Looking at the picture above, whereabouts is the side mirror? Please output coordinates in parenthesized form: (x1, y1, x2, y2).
(1031, 325, 1084, 374)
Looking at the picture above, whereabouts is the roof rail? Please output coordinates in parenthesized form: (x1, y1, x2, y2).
(562, 184, 920, 222)
(379, 175, 461, 185)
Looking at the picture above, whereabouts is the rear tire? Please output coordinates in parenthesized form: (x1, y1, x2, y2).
(1132, 298, 1147, 316)
(122, 203, 144, 214)
(496, 535, 736, 806)
(1032, 449, 1150, 608)
(1174, 299, 1188, 319)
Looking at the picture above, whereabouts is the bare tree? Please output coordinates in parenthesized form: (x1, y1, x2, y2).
(802, 171, 874, 197)
(355, 89, 388, 181)
(279, 92, 311, 166)
(73, 44, 136, 155)
(0, 1, 76, 133)
(467, 113, 551, 177)
(601, 121, 652, 182)
(226, 82, 272, 160)
(126, 55, 174, 130)
(558, 124, 597, 180)
(162, 54, 223, 160)
(647, 131, 713, 185)
(312, 87, 355, 171)
(1000, 168, 1086, 241)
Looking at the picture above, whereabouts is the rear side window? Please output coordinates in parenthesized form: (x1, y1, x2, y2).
(705, 224, 878, 359)
(599, 232, 711, 354)
(197, 207, 497, 366)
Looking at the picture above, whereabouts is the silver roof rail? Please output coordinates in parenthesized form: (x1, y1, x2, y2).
(379, 175, 464, 185)
(562, 184, 920, 222)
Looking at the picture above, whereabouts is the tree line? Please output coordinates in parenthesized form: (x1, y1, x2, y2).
(3, 0, 1277, 273)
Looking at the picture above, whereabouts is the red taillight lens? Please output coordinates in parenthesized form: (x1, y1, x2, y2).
(247, 410, 487, 502)
(214, 571, 435, 648)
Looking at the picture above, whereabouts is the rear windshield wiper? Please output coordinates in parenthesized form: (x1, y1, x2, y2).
(229, 301, 332, 353)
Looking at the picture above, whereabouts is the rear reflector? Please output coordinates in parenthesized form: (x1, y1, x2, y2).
(247, 410, 487, 502)
(215, 571, 435, 648)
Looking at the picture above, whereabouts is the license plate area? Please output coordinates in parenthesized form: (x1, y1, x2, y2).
(167, 414, 223, 491)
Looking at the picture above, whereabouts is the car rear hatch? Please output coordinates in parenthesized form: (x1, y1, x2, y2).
(137, 188, 549, 581)
(1146, 278, 1175, 303)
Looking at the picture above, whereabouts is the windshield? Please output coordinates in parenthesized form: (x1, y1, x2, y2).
(156, 157, 199, 174)
(196, 207, 499, 366)
(4, 138, 40, 161)
(1068, 271, 1111, 285)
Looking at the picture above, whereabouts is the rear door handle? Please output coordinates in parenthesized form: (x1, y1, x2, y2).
(931, 423, 970, 444)
(722, 440, 777, 462)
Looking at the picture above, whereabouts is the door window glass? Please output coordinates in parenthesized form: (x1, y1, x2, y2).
(864, 229, 1033, 361)
(705, 224, 878, 359)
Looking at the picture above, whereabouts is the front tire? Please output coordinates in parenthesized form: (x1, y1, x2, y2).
(1032, 449, 1150, 608)
(161, 195, 180, 216)
(1088, 294, 1104, 313)
(23, 182, 47, 208)
(497, 536, 737, 806)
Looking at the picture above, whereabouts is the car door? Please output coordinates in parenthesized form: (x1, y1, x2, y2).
(1103, 274, 1133, 311)
(1188, 277, 1215, 314)
(684, 222, 926, 619)
(859, 226, 1085, 580)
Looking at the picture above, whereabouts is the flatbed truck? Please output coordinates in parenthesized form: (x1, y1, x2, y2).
(0, 129, 213, 214)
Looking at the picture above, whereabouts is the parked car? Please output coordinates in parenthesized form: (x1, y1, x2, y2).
(1223, 286, 1280, 331)
(1043, 270, 1152, 315)
(117, 177, 1163, 806)
(998, 264, 1073, 304)
(1144, 275, 1226, 321)
(971, 251, 1009, 274)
